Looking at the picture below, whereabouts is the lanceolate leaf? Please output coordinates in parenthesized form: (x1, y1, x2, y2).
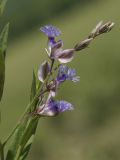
(0, 23, 9, 56)
(6, 73, 41, 160)
(0, 140, 4, 160)
(19, 118, 39, 160)
(0, 23, 9, 101)
(0, 0, 8, 16)
(6, 116, 39, 160)
(30, 70, 36, 102)
(0, 46, 5, 102)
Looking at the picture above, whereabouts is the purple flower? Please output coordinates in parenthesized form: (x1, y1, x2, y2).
(57, 65, 80, 83)
(37, 99, 73, 117)
(40, 25, 75, 63)
(40, 25, 61, 38)
(40, 25, 62, 54)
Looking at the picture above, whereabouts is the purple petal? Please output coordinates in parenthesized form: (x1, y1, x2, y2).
(57, 101, 74, 112)
(57, 65, 68, 82)
(57, 65, 80, 83)
(37, 99, 73, 117)
(40, 25, 61, 37)
(48, 37, 56, 50)
(66, 68, 80, 82)
(58, 65, 68, 73)
(67, 69, 76, 78)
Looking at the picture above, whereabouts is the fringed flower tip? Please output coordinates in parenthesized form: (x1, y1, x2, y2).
(57, 65, 80, 83)
(40, 25, 61, 38)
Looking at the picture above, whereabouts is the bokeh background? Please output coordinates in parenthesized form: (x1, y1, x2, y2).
(0, 0, 120, 159)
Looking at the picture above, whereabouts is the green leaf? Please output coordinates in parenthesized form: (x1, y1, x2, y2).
(0, 23, 9, 56)
(0, 23, 9, 102)
(0, 0, 8, 16)
(6, 72, 41, 160)
(0, 140, 4, 160)
(6, 116, 39, 160)
(30, 70, 36, 102)
(6, 69, 42, 159)
(19, 132, 36, 160)
(6, 117, 29, 160)
(19, 118, 39, 160)
(30, 69, 41, 111)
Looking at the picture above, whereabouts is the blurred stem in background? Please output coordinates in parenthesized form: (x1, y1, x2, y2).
(0, 1, 9, 160)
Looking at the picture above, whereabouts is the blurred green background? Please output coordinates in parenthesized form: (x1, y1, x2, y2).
(0, 0, 120, 160)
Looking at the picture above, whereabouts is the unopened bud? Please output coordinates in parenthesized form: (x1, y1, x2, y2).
(89, 21, 103, 38)
(107, 22, 115, 31)
(99, 21, 115, 34)
(74, 38, 93, 51)
(38, 61, 50, 82)
(89, 21, 115, 38)
(51, 40, 63, 57)
(53, 49, 75, 63)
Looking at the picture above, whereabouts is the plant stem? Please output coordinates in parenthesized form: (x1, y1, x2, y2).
(50, 59, 55, 73)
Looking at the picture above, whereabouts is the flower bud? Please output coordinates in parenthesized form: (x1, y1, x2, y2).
(99, 21, 115, 34)
(50, 40, 63, 57)
(74, 38, 93, 51)
(38, 61, 50, 82)
(89, 21, 103, 38)
(57, 49, 75, 63)
(52, 40, 63, 51)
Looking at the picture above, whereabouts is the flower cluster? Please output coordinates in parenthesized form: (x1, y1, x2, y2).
(36, 22, 114, 117)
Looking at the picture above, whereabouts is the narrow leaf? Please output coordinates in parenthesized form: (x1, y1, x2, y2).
(19, 118, 39, 160)
(0, 23, 9, 56)
(20, 133, 36, 160)
(6, 117, 29, 160)
(0, 23, 9, 101)
(6, 116, 39, 160)
(0, 140, 4, 160)
(30, 70, 36, 102)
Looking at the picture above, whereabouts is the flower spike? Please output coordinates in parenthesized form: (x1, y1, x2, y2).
(37, 22, 114, 118)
